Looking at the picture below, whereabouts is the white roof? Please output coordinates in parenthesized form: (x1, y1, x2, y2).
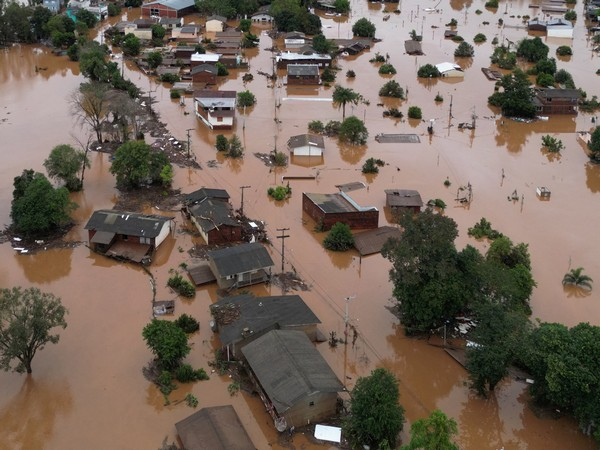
(436, 62, 463, 73)
(276, 51, 331, 62)
(191, 53, 221, 62)
(314, 425, 341, 443)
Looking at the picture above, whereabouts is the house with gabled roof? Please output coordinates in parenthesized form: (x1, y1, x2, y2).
(84, 210, 174, 263)
(191, 64, 218, 84)
(206, 15, 227, 32)
(194, 89, 237, 129)
(385, 189, 423, 214)
(533, 88, 580, 115)
(302, 191, 379, 230)
(141, 0, 195, 18)
(286, 64, 320, 85)
(210, 294, 321, 359)
(287, 134, 324, 156)
(241, 330, 344, 430)
(187, 199, 242, 245)
(207, 242, 274, 289)
(251, 5, 273, 22)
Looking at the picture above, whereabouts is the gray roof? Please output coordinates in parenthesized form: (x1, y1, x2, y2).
(287, 64, 320, 77)
(185, 188, 230, 204)
(189, 199, 240, 233)
(287, 134, 324, 149)
(208, 242, 274, 277)
(211, 294, 321, 346)
(143, 0, 195, 10)
(404, 40, 423, 54)
(207, 15, 227, 22)
(303, 192, 356, 213)
(175, 405, 255, 450)
(537, 88, 580, 100)
(194, 89, 237, 108)
(191, 64, 219, 75)
(385, 189, 423, 207)
(84, 210, 173, 238)
(241, 330, 343, 415)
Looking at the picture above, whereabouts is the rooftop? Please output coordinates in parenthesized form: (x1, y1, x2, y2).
(287, 133, 324, 149)
(208, 242, 274, 277)
(189, 199, 240, 232)
(84, 210, 173, 238)
(385, 189, 423, 207)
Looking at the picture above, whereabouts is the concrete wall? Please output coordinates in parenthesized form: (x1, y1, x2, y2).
(283, 392, 339, 428)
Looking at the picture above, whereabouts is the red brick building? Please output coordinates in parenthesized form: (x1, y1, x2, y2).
(302, 192, 379, 230)
(141, 0, 196, 18)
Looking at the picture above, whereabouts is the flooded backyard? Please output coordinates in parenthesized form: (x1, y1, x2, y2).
(1, 0, 600, 448)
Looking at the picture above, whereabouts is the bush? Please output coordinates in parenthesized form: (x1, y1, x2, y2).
(271, 150, 288, 166)
(468, 217, 503, 239)
(215, 134, 229, 152)
(167, 273, 196, 298)
(352, 18, 376, 37)
(383, 107, 403, 118)
(564, 10, 577, 20)
(185, 393, 198, 408)
(107, 3, 121, 16)
(451, 35, 464, 42)
(556, 45, 572, 56)
(541, 135, 564, 152)
(157, 370, 176, 396)
(379, 80, 404, 98)
(378, 63, 397, 75)
(362, 157, 385, 173)
(169, 90, 181, 99)
(369, 53, 386, 63)
(535, 58, 557, 75)
(536, 73, 555, 87)
(322, 67, 336, 82)
(308, 120, 325, 133)
(339, 116, 368, 145)
(427, 198, 446, 210)
(325, 120, 341, 136)
(407, 106, 422, 119)
(160, 73, 180, 84)
(239, 18, 251, 32)
(435, 94, 444, 102)
(485, 0, 498, 7)
(417, 64, 441, 78)
(267, 185, 292, 201)
(346, 70, 356, 78)
(216, 62, 228, 76)
(175, 314, 200, 333)
(323, 222, 354, 251)
(454, 41, 474, 57)
(176, 364, 197, 382)
(446, 18, 458, 27)
(554, 69, 574, 86)
(226, 134, 244, 158)
(237, 90, 256, 107)
(490, 45, 517, 69)
(473, 33, 487, 43)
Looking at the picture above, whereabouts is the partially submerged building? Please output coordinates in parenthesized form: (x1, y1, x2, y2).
(184, 188, 242, 245)
(286, 64, 321, 85)
(385, 189, 423, 214)
(287, 134, 325, 156)
(436, 62, 465, 78)
(275, 51, 332, 69)
(302, 191, 379, 230)
(194, 89, 236, 129)
(533, 88, 580, 114)
(207, 242, 274, 289)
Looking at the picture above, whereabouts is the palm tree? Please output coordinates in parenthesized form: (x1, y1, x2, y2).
(332, 85, 362, 120)
(562, 267, 593, 290)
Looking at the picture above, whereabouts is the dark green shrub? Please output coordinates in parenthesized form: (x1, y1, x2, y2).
(564, 10, 576, 20)
(369, 53, 386, 63)
(485, 0, 498, 7)
(473, 33, 486, 43)
(215, 134, 229, 152)
(185, 393, 198, 408)
(346, 70, 356, 78)
(167, 273, 196, 298)
(323, 222, 354, 251)
(362, 157, 385, 173)
(325, 120, 341, 136)
(216, 62, 228, 76)
(175, 314, 200, 333)
(427, 198, 446, 210)
(435, 94, 444, 102)
(407, 106, 422, 119)
(454, 41, 474, 57)
(451, 35, 464, 42)
(383, 107, 403, 118)
(308, 120, 325, 133)
(267, 185, 292, 201)
(322, 67, 336, 82)
(541, 135, 564, 152)
(536, 73, 555, 87)
(556, 46, 572, 56)
(446, 18, 458, 27)
(158, 370, 176, 395)
(468, 217, 503, 239)
(160, 73, 180, 84)
(379, 80, 404, 98)
(176, 364, 197, 382)
(417, 64, 441, 78)
(378, 63, 397, 75)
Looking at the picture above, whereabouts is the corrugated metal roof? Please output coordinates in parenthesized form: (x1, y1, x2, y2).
(241, 330, 343, 415)
(385, 189, 423, 207)
(353, 226, 402, 256)
(84, 210, 173, 238)
(304, 192, 356, 213)
(211, 294, 321, 346)
(208, 242, 274, 277)
(189, 199, 240, 232)
(287, 64, 319, 76)
(287, 133, 324, 149)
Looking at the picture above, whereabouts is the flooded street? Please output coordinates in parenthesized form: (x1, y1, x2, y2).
(1, 0, 600, 448)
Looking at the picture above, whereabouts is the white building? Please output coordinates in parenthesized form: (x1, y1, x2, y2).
(194, 90, 237, 129)
(547, 19, 574, 38)
(287, 134, 325, 156)
(435, 62, 465, 78)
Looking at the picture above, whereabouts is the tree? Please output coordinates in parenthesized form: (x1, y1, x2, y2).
(454, 41, 474, 57)
(473, 33, 487, 43)
(142, 319, 190, 370)
(417, 64, 441, 78)
(237, 90, 256, 108)
(535, 57, 557, 75)
(30, 6, 53, 40)
(517, 37, 549, 62)
(0, 287, 68, 374)
(490, 45, 517, 69)
(147, 51, 163, 70)
(75, 9, 98, 29)
(215, 134, 229, 152)
(556, 45, 573, 56)
(487, 69, 536, 118)
(401, 410, 459, 450)
(338, 116, 368, 145)
(71, 81, 110, 143)
(536, 72, 555, 87)
(589, 127, 600, 161)
(239, 18, 251, 32)
(216, 62, 229, 76)
(11, 170, 77, 236)
(334, 0, 350, 13)
(110, 141, 172, 189)
(122, 33, 141, 56)
(332, 85, 361, 120)
(541, 135, 563, 153)
(43, 144, 90, 191)
(378, 63, 396, 75)
(79, 41, 109, 82)
(343, 368, 405, 449)
(321, 67, 336, 83)
(379, 80, 405, 98)
(107, 2, 121, 16)
(151, 24, 166, 40)
(312, 33, 336, 54)
(226, 134, 244, 158)
(352, 18, 376, 37)
(562, 267, 593, 290)
(408, 106, 422, 119)
(323, 222, 354, 251)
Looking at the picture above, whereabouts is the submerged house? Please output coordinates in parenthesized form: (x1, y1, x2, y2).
(436, 62, 465, 78)
(207, 242, 274, 289)
(287, 134, 324, 156)
(185, 191, 242, 244)
(194, 89, 236, 129)
(251, 5, 273, 22)
(404, 40, 423, 55)
(533, 88, 580, 114)
(241, 330, 344, 430)
(385, 189, 423, 214)
(302, 191, 379, 230)
(546, 18, 574, 38)
(206, 15, 227, 32)
(84, 210, 174, 263)
(210, 294, 321, 359)
(286, 64, 320, 85)
(191, 64, 218, 84)
(275, 51, 332, 69)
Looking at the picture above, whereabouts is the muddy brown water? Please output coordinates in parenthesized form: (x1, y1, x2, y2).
(1, 0, 600, 448)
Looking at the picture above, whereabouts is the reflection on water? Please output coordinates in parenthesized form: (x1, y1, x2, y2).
(16, 248, 73, 284)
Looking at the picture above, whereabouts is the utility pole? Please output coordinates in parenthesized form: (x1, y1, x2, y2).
(344, 295, 356, 344)
(276, 228, 290, 273)
(239, 185, 251, 218)
(185, 128, 194, 158)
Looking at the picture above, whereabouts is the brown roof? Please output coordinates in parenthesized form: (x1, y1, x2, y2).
(187, 262, 217, 285)
(287, 134, 324, 149)
(175, 405, 255, 450)
(404, 40, 423, 55)
(353, 226, 402, 256)
(385, 189, 423, 208)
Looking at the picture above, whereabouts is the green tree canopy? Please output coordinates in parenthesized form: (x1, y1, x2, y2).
(0, 287, 68, 374)
(142, 319, 190, 370)
(352, 17, 376, 37)
(517, 36, 549, 62)
(379, 80, 405, 98)
(10, 170, 77, 236)
(122, 33, 141, 56)
(147, 51, 163, 70)
(271, 0, 321, 34)
(323, 222, 354, 251)
(312, 33, 336, 54)
(332, 85, 362, 119)
(588, 126, 600, 160)
(454, 41, 474, 57)
(417, 64, 441, 78)
(109, 141, 172, 189)
(151, 24, 166, 40)
(401, 409, 459, 450)
(338, 116, 368, 145)
(75, 9, 98, 29)
(79, 41, 110, 82)
(237, 90, 256, 107)
(43, 144, 90, 191)
(487, 69, 536, 118)
(343, 368, 405, 449)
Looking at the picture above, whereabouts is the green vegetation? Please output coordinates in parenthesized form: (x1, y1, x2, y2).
(451, 35, 464, 42)
(267, 185, 292, 201)
(108, 3, 121, 16)
(346, 69, 356, 78)
(343, 368, 405, 449)
(488, 69, 536, 118)
(43, 144, 90, 192)
(407, 106, 422, 119)
(215, 134, 229, 152)
(468, 218, 503, 240)
(400, 410, 459, 450)
(490, 45, 517, 69)
(369, 52, 386, 63)
(554, 69, 575, 88)
(323, 222, 354, 251)
(352, 18, 376, 37)
(379, 80, 405, 98)
(409, 29, 422, 42)
(541, 135, 564, 153)
(160, 73, 180, 84)
(167, 273, 196, 298)
(485, 0, 498, 7)
(427, 198, 447, 210)
(0, 287, 68, 374)
(325, 120, 341, 136)
(237, 90, 256, 107)
(589, 127, 600, 161)
(334, 0, 351, 13)
(338, 116, 368, 145)
(239, 18, 251, 32)
(122, 33, 141, 56)
(473, 33, 487, 43)
(271, 150, 288, 166)
(454, 41, 474, 57)
(564, 9, 577, 20)
(174, 314, 200, 333)
(11, 170, 77, 237)
(216, 62, 229, 76)
(362, 157, 385, 174)
(110, 141, 172, 189)
(268, 0, 322, 34)
(142, 319, 191, 371)
(185, 393, 199, 408)
(322, 67, 336, 83)
(417, 64, 441, 78)
(556, 45, 573, 56)
(536, 72, 555, 87)
(446, 18, 458, 27)
(517, 37, 549, 62)
(332, 86, 363, 119)
(176, 364, 208, 382)
(435, 93, 444, 102)
(535, 57, 557, 75)
(228, 381, 241, 396)
(308, 120, 325, 134)
(226, 134, 244, 158)
(383, 107, 403, 118)
(312, 34, 336, 54)
(147, 51, 163, 70)
(378, 63, 397, 74)
(562, 267, 593, 290)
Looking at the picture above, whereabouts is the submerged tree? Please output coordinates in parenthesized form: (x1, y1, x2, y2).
(332, 85, 362, 120)
(43, 144, 90, 191)
(0, 287, 68, 374)
(338, 116, 368, 145)
(323, 222, 354, 251)
(142, 319, 190, 371)
(488, 69, 536, 118)
(562, 267, 593, 290)
(71, 81, 110, 143)
(401, 409, 459, 450)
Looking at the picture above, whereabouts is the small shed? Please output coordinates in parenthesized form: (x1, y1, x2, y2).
(207, 242, 274, 289)
(444, 29, 458, 38)
(175, 405, 255, 450)
(288, 134, 325, 156)
(206, 15, 226, 32)
(302, 191, 379, 230)
(404, 40, 423, 55)
(242, 330, 344, 430)
(385, 189, 423, 214)
(286, 64, 320, 85)
(436, 62, 464, 78)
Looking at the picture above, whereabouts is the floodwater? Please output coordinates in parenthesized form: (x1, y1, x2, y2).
(1, 0, 599, 448)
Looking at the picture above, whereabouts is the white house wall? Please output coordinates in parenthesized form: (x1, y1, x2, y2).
(292, 145, 323, 156)
(155, 220, 173, 247)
